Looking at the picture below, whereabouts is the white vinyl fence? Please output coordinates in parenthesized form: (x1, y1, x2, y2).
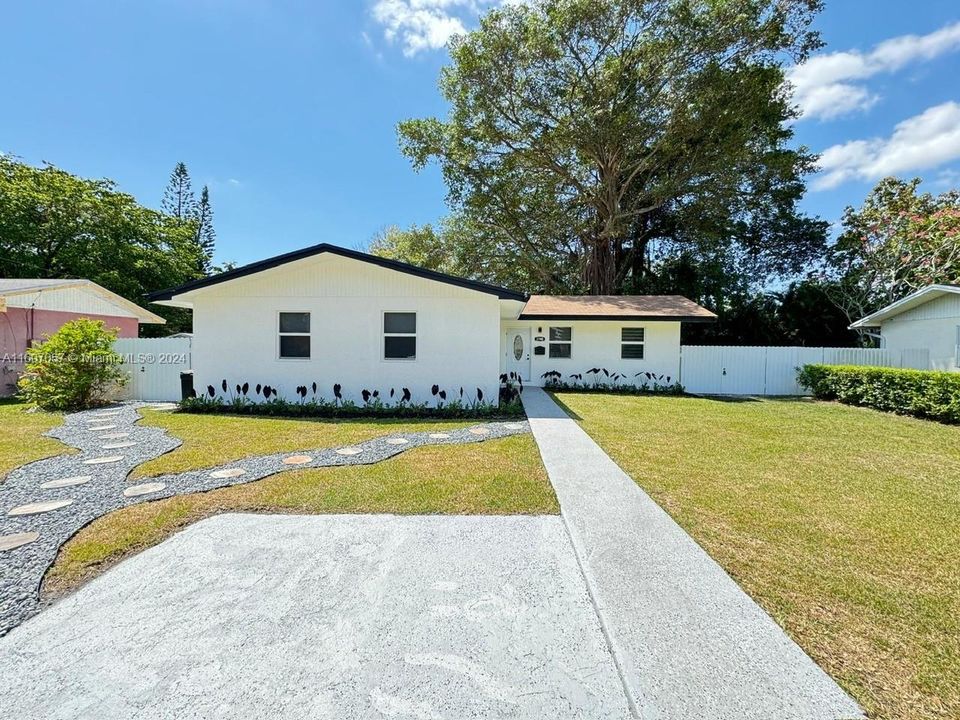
(680, 345, 931, 396)
(114, 337, 191, 402)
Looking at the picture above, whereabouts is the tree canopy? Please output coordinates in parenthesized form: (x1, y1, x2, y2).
(397, 0, 826, 295)
(825, 177, 960, 328)
(0, 155, 204, 334)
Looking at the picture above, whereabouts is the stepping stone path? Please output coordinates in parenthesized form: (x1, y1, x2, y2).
(83, 456, 124, 465)
(40, 476, 91, 490)
(0, 403, 529, 637)
(0, 532, 39, 552)
(7, 499, 74, 517)
(210, 468, 246, 479)
(123, 483, 166, 498)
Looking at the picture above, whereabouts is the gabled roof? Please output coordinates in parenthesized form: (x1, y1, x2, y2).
(0, 278, 165, 324)
(147, 243, 528, 302)
(849, 285, 960, 329)
(519, 295, 716, 322)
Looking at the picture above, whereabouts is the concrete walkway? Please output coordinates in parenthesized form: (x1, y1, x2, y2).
(522, 387, 863, 720)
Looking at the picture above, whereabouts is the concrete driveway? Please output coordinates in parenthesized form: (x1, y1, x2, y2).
(0, 514, 630, 720)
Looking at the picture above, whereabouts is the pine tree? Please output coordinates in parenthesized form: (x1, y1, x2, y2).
(161, 162, 195, 222)
(195, 185, 216, 274)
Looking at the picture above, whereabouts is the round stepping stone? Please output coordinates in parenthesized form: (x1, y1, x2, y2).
(83, 455, 124, 465)
(92, 411, 120, 418)
(123, 482, 165, 498)
(282, 455, 313, 465)
(40, 475, 91, 489)
(336, 447, 363, 456)
(428, 433, 451, 440)
(0, 532, 40, 552)
(102, 441, 136, 450)
(88, 424, 116, 431)
(151, 403, 178, 411)
(100, 432, 130, 440)
(504, 423, 524, 430)
(469, 427, 491, 436)
(210, 468, 245, 479)
(385, 438, 409, 445)
(7, 499, 73, 517)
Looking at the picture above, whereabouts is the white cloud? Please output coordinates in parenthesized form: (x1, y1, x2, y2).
(788, 21, 960, 121)
(370, 0, 524, 56)
(814, 102, 960, 190)
(371, 0, 474, 56)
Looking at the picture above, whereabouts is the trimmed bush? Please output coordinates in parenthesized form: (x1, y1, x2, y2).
(17, 319, 127, 411)
(797, 364, 960, 424)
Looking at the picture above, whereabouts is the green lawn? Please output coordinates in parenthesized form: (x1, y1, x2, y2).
(44, 416, 556, 599)
(133, 409, 477, 478)
(0, 398, 72, 480)
(554, 392, 959, 720)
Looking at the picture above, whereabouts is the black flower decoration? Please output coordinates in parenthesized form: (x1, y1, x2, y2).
(362, 389, 371, 403)
(401, 387, 411, 402)
(431, 384, 439, 396)
(207, 385, 215, 398)
(221, 379, 228, 393)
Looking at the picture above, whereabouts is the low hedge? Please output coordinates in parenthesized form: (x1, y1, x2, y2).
(797, 364, 960, 424)
(178, 395, 525, 420)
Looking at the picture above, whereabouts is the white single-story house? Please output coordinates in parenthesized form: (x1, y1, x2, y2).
(850, 284, 960, 372)
(149, 244, 715, 404)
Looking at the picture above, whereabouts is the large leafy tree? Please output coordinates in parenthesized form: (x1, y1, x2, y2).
(826, 177, 960, 328)
(0, 155, 203, 334)
(398, 0, 825, 295)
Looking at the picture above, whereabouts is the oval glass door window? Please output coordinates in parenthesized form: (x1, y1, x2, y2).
(513, 334, 524, 360)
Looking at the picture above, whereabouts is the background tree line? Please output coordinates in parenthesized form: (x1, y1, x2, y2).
(0, 156, 220, 335)
(373, 0, 959, 346)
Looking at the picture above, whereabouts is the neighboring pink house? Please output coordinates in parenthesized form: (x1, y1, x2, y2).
(0, 279, 165, 395)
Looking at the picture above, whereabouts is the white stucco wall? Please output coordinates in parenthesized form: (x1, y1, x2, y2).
(501, 320, 682, 386)
(185, 253, 503, 405)
(881, 294, 960, 371)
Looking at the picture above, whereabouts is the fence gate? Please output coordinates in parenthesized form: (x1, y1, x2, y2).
(680, 345, 904, 396)
(113, 337, 191, 402)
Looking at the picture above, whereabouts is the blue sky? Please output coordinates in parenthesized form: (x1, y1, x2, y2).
(3, 0, 959, 268)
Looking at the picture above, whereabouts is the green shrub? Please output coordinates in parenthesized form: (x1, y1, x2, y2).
(797, 364, 960, 424)
(17, 319, 127, 411)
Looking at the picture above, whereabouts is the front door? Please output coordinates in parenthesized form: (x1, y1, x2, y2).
(505, 328, 531, 382)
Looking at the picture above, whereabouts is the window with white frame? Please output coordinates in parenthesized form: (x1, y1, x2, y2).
(278, 312, 311, 359)
(956, 325, 960, 366)
(621, 327, 645, 359)
(548, 327, 572, 358)
(384, 312, 417, 360)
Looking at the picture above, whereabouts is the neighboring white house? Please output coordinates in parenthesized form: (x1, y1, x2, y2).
(850, 284, 960, 372)
(149, 244, 715, 403)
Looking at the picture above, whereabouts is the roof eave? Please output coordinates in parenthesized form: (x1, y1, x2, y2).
(517, 313, 717, 322)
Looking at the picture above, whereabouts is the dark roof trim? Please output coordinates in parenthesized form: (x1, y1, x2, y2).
(148, 243, 528, 302)
(518, 314, 717, 323)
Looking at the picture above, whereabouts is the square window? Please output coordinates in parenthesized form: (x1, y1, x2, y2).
(549, 326, 572, 342)
(384, 312, 417, 334)
(279, 312, 310, 334)
(279, 312, 311, 359)
(279, 335, 310, 359)
(384, 312, 417, 360)
(548, 327, 572, 359)
(385, 336, 417, 359)
(549, 343, 572, 359)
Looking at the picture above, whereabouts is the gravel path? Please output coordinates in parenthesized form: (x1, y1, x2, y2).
(0, 404, 529, 637)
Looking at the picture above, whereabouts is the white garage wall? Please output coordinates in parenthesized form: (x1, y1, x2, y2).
(187, 253, 502, 405)
(501, 320, 682, 386)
